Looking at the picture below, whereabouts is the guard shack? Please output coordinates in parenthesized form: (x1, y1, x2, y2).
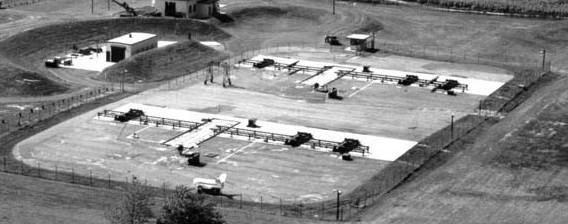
(346, 34, 371, 52)
(106, 33, 158, 63)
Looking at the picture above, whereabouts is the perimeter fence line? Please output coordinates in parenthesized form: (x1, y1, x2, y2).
(0, 40, 551, 221)
(0, 0, 49, 8)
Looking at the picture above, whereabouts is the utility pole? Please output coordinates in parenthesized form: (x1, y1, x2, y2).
(91, 0, 94, 14)
(332, 0, 336, 15)
(540, 49, 546, 72)
(371, 31, 376, 50)
(121, 70, 127, 92)
(333, 189, 342, 221)
(450, 114, 455, 140)
(108, 0, 110, 10)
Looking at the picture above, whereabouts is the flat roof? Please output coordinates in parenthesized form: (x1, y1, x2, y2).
(200, 41, 222, 46)
(347, 34, 371, 40)
(108, 32, 157, 45)
(198, 0, 219, 4)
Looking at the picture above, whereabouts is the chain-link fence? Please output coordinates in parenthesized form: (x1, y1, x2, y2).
(0, 39, 551, 221)
(0, 0, 49, 8)
(0, 85, 117, 138)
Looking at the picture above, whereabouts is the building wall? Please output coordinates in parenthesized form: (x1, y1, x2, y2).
(106, 43, 131, 62)
(154, 0, 197, 18)
(106, 36, 158, 62)
(130, 36, 158, 56)
(349, 39, 369, 51)
(196, 2, 214, 18)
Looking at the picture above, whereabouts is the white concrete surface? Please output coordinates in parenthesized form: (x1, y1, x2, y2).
(158, 41, 177, 48)
(303, 67, 350, 86)
(250, 54, 299, 65)
(200, 41, 225, 51)
(112, 103, 418, 161)
(59, 41, 177, 72)
(165, 119, 239, 148)
(241, 55, 506, 96)
(59, 46, 114, 72)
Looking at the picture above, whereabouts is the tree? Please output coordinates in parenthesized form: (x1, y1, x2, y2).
(157, 185, 225, 224)
(105, 177, 154, 224)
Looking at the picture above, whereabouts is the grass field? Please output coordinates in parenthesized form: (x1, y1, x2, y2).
(0, 64, 69, 97)
(0, 10, 26, 24)
(359, 72, 568, 223)
(0, 17, 230, 96)
(399, 0, 568, 18)
(101, 40, 228, 82)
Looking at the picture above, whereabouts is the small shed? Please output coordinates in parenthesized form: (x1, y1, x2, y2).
(154, 0, 218, 18)
(346, 34, 371, 51)
(106, 33, 158, 62)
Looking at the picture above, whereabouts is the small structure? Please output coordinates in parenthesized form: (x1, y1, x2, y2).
(114, 109, 145, 122)
(106, 33, 158, 62)
(154, 0, 219, 18)
(193, 173, 227, 195)
(346, 34, 371, 52)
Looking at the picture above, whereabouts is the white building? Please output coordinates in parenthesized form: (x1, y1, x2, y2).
(106, 32, 158, 62)
(346, 34, 371, 52)
(154, 0, 219, 18)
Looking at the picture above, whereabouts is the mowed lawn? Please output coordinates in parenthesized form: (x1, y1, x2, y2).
(359, 73, 568, 223)
(0, 172, 113, 224)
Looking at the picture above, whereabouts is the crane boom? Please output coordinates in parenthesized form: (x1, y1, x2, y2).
(111, 0, 137, 17)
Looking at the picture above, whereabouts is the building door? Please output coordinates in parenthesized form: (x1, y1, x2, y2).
(165, 2, 176, 17)
(110, 46, 126, 62)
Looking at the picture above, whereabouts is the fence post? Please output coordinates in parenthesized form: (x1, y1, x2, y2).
(2, 157, 5, 172)
(20, 160, 23, 175)
(55, 165, 58, 180)
(240, 193, 243, 209)
(90, 170, 93, 186)
(299, 201, 302, 218)
(280, 198, 283, 216)
(108, 173, 111, 189)
(37, 162, 40, 177)
(260, 196, 263, 212)
(321, 202, 324, 220)
(71, 166, 75, 183)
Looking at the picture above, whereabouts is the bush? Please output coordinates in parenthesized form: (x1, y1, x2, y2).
(157, 185, 225, 224)
(105, 177, 154, 224)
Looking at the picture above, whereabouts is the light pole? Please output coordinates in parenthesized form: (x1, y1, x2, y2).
(540, 49, 546, 72)
(332, 0, 335, 15)
(450, 114, 455, 140)
(121, 69, 128, 92)
(333, 189, 342, 221)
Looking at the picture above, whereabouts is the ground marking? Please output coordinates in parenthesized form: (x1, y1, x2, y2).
(135, 126, 151, 134)
(216, 142, 256, 164)
(348, 82, 374, 98)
